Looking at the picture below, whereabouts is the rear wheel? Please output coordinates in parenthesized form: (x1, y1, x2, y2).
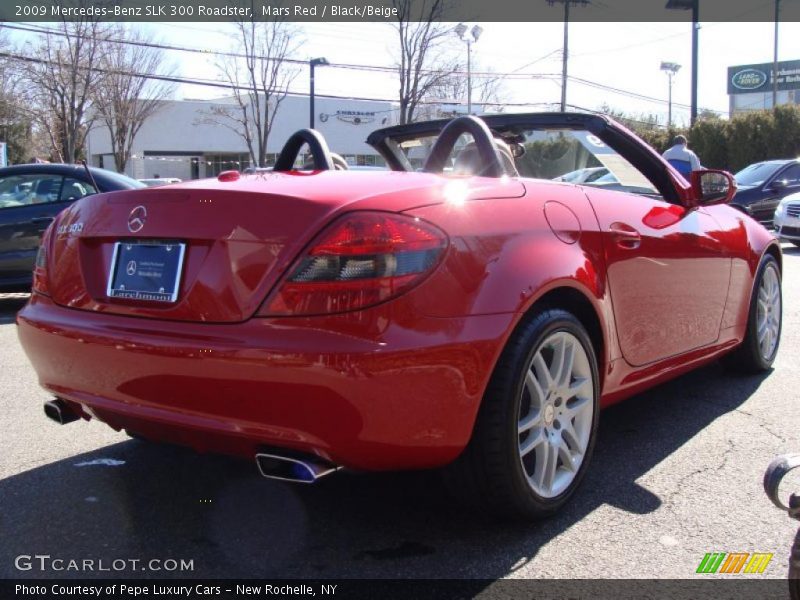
(445, 309, 599, 519)
(724, 254, 782, 373)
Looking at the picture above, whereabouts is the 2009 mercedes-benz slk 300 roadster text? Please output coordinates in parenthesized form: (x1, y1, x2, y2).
(17, 114, 782, 518)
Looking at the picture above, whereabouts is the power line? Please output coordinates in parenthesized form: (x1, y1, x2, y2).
(0, 49, 558, 109)
(567, 75, 726, 115)
(3, 22, 552, 81)
(3, 22, 730, 116)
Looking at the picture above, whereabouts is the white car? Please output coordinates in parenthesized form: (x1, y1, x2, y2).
(553, 167, 610, 184)
(774, 191, 800, 246)
(138, 177, 182, 187)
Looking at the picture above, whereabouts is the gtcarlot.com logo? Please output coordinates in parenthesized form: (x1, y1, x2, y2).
(14, 554, 194, 572)
(696, 552, 773, 574)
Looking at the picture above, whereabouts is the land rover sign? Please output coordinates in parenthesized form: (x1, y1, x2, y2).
(731, 68, 768, 91)
(728, 59, 800, 95)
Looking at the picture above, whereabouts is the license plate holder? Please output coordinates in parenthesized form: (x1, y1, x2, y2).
(107, 241, 186, 303)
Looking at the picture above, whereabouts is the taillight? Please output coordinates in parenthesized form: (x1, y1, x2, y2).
(260, 212, 447, 316)
(32, 222, 54, 296)
(32, 244, 49, 296)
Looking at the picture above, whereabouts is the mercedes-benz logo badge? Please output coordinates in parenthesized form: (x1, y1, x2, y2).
(126, 260, 137, 276)
(127, 205, 147, 233)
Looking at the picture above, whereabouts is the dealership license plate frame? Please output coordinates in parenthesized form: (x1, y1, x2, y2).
(107, 241, 186, 303)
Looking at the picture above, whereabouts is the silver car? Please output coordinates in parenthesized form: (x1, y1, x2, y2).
(774, 191, 800, 247)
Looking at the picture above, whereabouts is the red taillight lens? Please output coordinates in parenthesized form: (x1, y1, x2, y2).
(260, 212, 447, 316)
(32, 244, 49, 296)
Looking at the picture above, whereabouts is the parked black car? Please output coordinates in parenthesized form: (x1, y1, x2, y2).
(0, 164, 144, 292)
(732, 159, 800, 225)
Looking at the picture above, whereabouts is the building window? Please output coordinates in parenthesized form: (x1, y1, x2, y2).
(205, 153, 252, 176)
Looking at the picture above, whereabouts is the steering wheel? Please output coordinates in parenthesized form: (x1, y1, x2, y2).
(423, 115, 505, 178)
(273, 129, 335, 171)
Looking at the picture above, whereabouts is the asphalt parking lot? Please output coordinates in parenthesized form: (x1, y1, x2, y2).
(1, 244, 799, 582)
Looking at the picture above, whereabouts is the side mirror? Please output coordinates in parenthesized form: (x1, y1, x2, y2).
(691, 169, 737, 206)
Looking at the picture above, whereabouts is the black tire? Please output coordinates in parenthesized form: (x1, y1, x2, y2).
(444, 308, 600, 520)
(791, 526, 800, 600)
(723, 253, 782, 373)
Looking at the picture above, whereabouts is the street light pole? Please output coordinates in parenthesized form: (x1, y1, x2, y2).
(309, 57, 329, 129)
(455, 24, 483, 115)
(660, 62, 681, 128)
(467, 37, 472, 115)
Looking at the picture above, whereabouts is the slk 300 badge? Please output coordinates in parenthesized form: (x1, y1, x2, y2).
(56, 222, 84, 235)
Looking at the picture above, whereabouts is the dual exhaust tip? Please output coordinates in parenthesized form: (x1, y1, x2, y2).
(44, 399, 338, 484)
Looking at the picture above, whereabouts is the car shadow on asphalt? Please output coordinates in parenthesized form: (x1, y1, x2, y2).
(0, 361, 771, 581)
(0, 295, 29, 325)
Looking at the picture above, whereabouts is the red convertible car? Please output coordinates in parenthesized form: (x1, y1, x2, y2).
(17, 114, 782, 518)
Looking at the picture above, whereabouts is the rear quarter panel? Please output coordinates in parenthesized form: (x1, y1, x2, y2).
(402, 180, 617, 370)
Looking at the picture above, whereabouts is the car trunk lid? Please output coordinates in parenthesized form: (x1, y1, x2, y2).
(46, 171, 524, 323)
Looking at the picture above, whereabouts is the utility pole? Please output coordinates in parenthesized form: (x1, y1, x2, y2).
(774, 0, 780, 108)
(665, 0, 699, 125)
(690, 0, 699, 125)
(547, 0, 588, 112)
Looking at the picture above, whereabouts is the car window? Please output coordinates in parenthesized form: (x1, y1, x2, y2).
(775, 164, 800, 186)
(0, 174, 64, 208)
(734, 162, 780, 187)
(60, 177, 96, 201)
(95, 168, 147, 190)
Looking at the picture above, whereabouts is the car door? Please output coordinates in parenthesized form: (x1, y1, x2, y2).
(0, 173, 94, 284)
(585, 187, 731, 367)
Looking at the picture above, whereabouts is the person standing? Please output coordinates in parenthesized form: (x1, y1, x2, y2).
(662, 135, 701, 178)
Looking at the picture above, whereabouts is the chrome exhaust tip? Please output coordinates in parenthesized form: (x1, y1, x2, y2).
(255, 452, 339, 484)
(44, 399, 80, 425)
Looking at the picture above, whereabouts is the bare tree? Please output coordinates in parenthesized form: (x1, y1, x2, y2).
(93, 27, 175, 173)
(392, 0, 458, 124)
(21, 16, 108, 162)
(424, 65, 507, 117)
(0, 31, 33, 163)
(199, 19, 301, 168)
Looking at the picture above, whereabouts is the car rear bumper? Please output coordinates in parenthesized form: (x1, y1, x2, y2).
(17, 293, 513, 471)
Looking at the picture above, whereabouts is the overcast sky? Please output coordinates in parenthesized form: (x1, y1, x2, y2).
(12, 20, 800, 126)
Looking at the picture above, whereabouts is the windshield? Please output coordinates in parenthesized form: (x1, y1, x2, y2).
(397, 127, 658, 197)
(734, 162, 781, 187)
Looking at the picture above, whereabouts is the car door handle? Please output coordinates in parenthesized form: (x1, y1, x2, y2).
(609, 222, 641, 249)
(31, 216, 55, 224)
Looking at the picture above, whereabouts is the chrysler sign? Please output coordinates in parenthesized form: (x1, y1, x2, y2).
(728, 59, 800, 95)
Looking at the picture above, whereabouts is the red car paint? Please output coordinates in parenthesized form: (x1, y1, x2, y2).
(17, 116, 780, 473)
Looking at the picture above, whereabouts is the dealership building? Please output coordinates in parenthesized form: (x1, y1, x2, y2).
(728, 59, 800, 116)
(86, 94, 396, 180)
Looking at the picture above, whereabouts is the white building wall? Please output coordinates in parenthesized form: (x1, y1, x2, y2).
(87, 95, 396, 179)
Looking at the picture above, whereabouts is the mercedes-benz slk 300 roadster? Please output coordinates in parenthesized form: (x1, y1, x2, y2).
(17, 114, 782, 518)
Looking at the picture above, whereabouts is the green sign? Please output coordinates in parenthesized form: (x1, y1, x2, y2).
(728, 59, 800, 95)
